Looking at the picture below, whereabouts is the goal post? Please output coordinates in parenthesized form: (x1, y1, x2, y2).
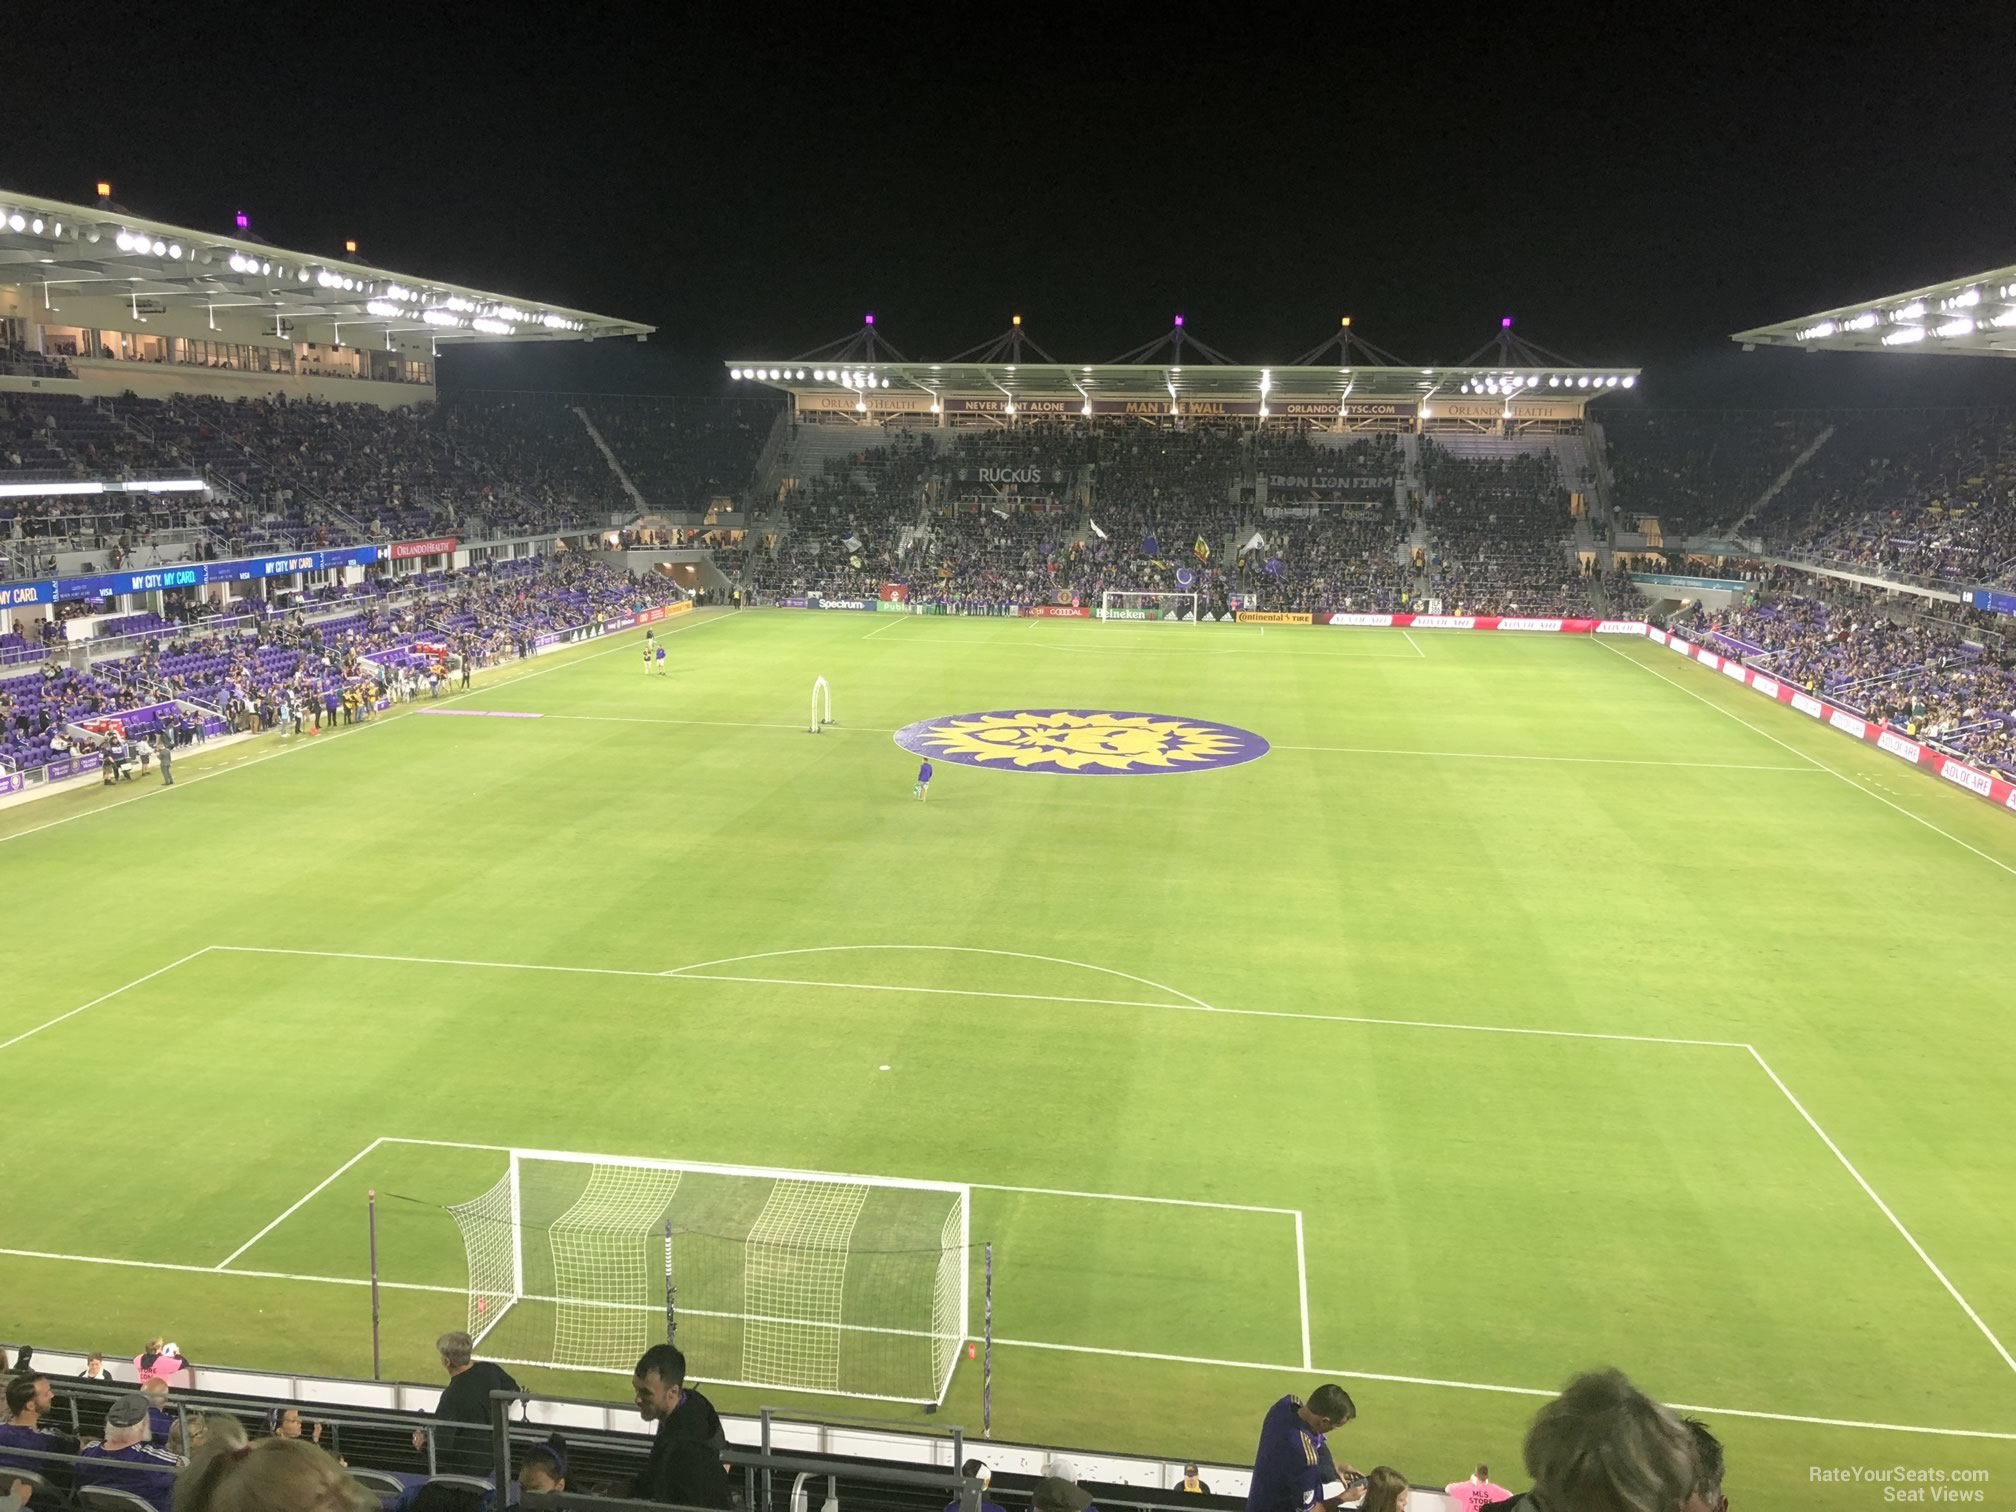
(1097, 590, 1201, 623)
(445, 1148, 970, 1407)
(809, 675, 833, 733)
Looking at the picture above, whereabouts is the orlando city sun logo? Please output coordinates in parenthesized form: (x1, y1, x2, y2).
(894, 709, 1269, 776)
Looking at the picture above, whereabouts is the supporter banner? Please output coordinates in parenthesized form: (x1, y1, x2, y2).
(945, 399, 1077, 419)
(1235, 611, 1313, 625)
(390, 536, 458, 561)
(1262, 504, 1321, 520)
(879, 582, 910, 606)
(1026, 605, 1090, 618)
(1090, 399, 1179, 418)
(1312, 614, 1628, 634)
(781, 597, 809, 608)
(1632, 572, 1750, 592)
(1657, 626, 2016, 815)
(953, 466, 1064, 485)
(1265, 474, 1396, 491)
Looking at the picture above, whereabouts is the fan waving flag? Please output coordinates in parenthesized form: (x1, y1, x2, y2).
(1193, 535, 1211, 561)
(843, 533, 864, 553)
(1142, 531, 1160, 558)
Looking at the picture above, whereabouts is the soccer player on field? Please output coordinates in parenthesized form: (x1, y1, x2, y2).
(913, 759, 933, 801)
(655, 641, 668, 676)
(643, 632, 656, 673)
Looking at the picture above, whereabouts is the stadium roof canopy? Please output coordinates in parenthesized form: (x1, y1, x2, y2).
(1733, 263, 2016, 357)
(726, 359, 1638, 411)
(0, 185, 652, 354)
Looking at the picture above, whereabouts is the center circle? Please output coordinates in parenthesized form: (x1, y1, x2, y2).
(894, 708, 1270, 776)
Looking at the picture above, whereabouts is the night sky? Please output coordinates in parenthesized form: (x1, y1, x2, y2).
(13, 2, 2016, 406)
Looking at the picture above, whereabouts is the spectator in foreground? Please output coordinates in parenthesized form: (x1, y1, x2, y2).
(1, 1372, 79, 1494)
(631, 1342, 729, 1508)
(1499, 1368, 1698, 1512)
(77, 1393, 181, 1512)
(1246, 1384, 1358, 1512)
(1445, 1463, 1512, 1510)
(174, 1433, 374, 1512)
(947, 1458, 1006, 1512)
(1683, 1420, 1726, 1512)
(1033, 1478, 1094, 1512)
(1175, 1463, 1212, 1494)
(517, 1436, 568, 1496)
(1359, 1467, 1409, 1512)
(412, 1331, 518, 1476)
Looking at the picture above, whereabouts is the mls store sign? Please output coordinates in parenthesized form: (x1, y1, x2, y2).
(894, 708, 1269, 775)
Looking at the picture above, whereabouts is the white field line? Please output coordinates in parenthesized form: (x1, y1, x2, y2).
(1, 1242, 2007, 1442)
(861, 615, 912, 640)
(1747, 1045, 2016, 1378)
(214, 1138, 388, 1270)
(0, 609, 748, 849)
(536, 713, 896, 734)
(209, 943, 1741, 1048)
(1294, 1210, 1313, 1369)
(1402, 630, 1426, 658)
(0, 946, 216, 1054)
(1275, 743, 1817, 773)
(1597, 638, 2016, 882)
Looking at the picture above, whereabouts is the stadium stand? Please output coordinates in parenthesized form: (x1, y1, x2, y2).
(1420, 438, 1595, 615)
(1600, 409, 1827, 537)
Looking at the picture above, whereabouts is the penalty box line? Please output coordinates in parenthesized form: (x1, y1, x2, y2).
(20, 943, 2014, 1390)
(0, 1242, 2006, 1446)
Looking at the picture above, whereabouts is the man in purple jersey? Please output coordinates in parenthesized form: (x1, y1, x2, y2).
(1246, 1385, 1358, 1512)
(913, 758, 933, 801)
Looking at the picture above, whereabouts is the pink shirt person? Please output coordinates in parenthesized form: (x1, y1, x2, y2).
(1445, 1468, 1513, 1512)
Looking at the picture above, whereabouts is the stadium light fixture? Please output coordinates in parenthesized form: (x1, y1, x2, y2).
(114, 230, 133, 251)
(1890, 300, 1926, 322)
(6, 212, 24, 233)
(1842, 312, 1879, 332)
(1576, 376, 1590, 387)
(730, 368, 743, 380)
(1943, 288, 1981, 310)
(345, 239, 358, 254)
(28, 216, 43, 235)
(97, 181, 112, 198)
(1935, 318, 1974, 338)
(367, 300, 399, 318)
(1796, 320, 1838, 340)
(167, 242, 182, 259)
(864, 313, 875, 325)
(1622, 376, 1636, 388)
(1990, 310, 2016, 330)
(1082, 402, 1093, 416)
(297, 269, 310, 282)
(472, 317, 512, 336)
(1881, 327, 1926, 346)
(1501, 316, 1514, 328)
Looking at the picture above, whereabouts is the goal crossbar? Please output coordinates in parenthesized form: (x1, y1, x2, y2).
(450, 1146, 970, 1406)
(1098, 590, 1200, 623)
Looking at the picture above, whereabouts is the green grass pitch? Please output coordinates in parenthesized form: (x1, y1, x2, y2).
(4, 608, 2014, 1507)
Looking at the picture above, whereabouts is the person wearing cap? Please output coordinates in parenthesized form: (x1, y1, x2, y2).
(76, 1392, 180, 1512)
(945, 1458, 1006, 1512)
(1176, 1464, 1212, 1495)
(1033, 1476, 1096, 1512)
(1246, 1384, 1360, 1512)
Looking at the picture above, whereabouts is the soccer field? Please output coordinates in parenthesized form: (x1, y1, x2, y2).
(5, 608, 2014, 1506)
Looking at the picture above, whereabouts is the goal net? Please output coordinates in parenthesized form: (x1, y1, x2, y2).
(446, 1149, 969, 1406)
(1097, 590, 1200, 623)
